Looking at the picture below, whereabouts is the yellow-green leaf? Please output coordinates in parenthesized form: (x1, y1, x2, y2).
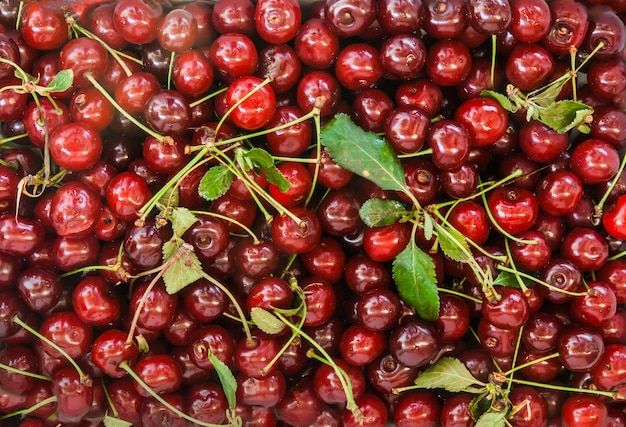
(162, 239, 203, 294)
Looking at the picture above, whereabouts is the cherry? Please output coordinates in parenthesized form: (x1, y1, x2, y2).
(0, 77, 28, 123)
(477, 317, 519, 357)
(558, 324, 605, 372)
(440, 392, 473, 427)
(268, 161, 312, 208)
(183, 214, 230, 263)
(343, 393, 388, 427)
(296, 70, 342, 117)
(232, 238, 280, 279)
(72, 275, 121, 327)
(19, 2, 67, 50)
(189, 324, 235, 371)
(313, 357, 366, 404)
(144, 89, 192, 136)
(115, 71, 162, 115)
(237, 370, 287, 407)
(351, 88, 394, 133)
(48, 121, 103, 172)
(356, 288, 402, 332)
(301, 236, 346, 284)
(39, 310, 93, 360)
(49, 180, 102, 237)
(86, 2, 129, 50)
(59, 37, 109, 88)
(128, 279, 178, 331)
(389, 320, 440, 368)
(186, 382, 228, 425)
(366, 352, 419, 394)
(522, 311, 563, 354)
(363, 222, 411, 263)
(265, 106, 311, 157)
(402, 158, 441, 205)
(270, 207, 321, 254)
(509, 0, 551, 43)
(570, 281, 617, 327)
(209, 33, 258, 81)
(324, 0, 376, 38)
(487, 186, 539, 235)
(435, 294, 471, 342)
(508, 386, 549, 427)
(583, 5, 626, 58)
(506, 43, 555, 92)
(334, 43, 383, 92)
(393, 390, 440, 427)
(91, 329, 139, 378)
(603, 195, 626, 240)
(113, 0, 163, 45)
(518, 120, 570, 164)
(294, 18, 339, 69)
(157, 8, 197, 53)
(225, 75, 276, 130)
(570, 139, 620, 185)
(52, 367, 93, 422)
(561, 227, 609, 272)
(510, 230, 552, 271)
(539, 258, 583, 304)
(16, 267, 61, 313)
(275, 379, 324, 427)
(425, 39, 472, 86)
(455, 97, 508, 147)
(536, 170, 584, 217)
(140, 393, 186, 427)
(561, 395, 608, 427)
(255, 0, 301, 44)
(0, 344, 38, 395)
(427, 119, 471, 170)
(133, 353, 183, 397)
(107, 377, 143, 425)
(124, 220, 171, 270)
(257, 44, 303, 95)
(339, 323, 385, 366)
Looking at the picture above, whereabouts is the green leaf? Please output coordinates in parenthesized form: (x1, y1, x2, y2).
(45, 69, 74, 93)
(245, 147, 274, 169)
(157, 185, 179, 209)
(481, 90, 516, 113)
(413, 357, 486, 393)
(492, 269, 534, 288)
(434, 222, 472, 263)
(263, 165, 291, 192)
(392, 241, 440, 321)
(103, 414, 133, 427)
(169, 207, 198, 237)
(251, 307, 286, 335)
(207, 350, 237, 410)
(162, 239, 203, 294)
(538, 100, 593, 134)
(320, 113, 408, 193)
(199, 166, 234, 201)
(359, 199, 409, 227)
(423, 214, 434, 242)
(474, 410, 507, 427)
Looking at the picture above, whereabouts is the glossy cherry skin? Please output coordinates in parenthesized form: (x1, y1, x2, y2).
(343, 393, 388, 427)
(487, 186, 539, 235)
(208, 32, 258, 80)
(324, 0, 376, 38)
(509, 230, 552, 271)
(427, 119, 471, 170)
(482, 286, 529, 330)
(186, 382, 228, 425)
(275, 379, 324, 427)
(16, 267, 60, 313)
(297, 70, 342, 116)
(106, 172, 153, 222)
(603, 195, 626, 240)
(539, 258, 582, 304)
(561, 395, 607, 427)
(128, 280, 178, 331)
(570, 281, 616, 327)
(226, 75, 276, 130)
(49, 122, 103, 172)
(335, 43, 383, 92)
(270, 207, 321, 254)
(19, 2, 67, 50)
(39, 311, 93, 360)
(558, 325, 605, 372)
(363, 222, 411, 263)
(144, 90, 192, 136)
(72, 276, 121, 327)
(52, 367, 93, 422)
(561, 227, 609, 272)
(508, 386, 549, 427)
(59, 37, 108, 88)
(477, 317, 519, 357)
(389, 320, 440, 368)
(113, 0, 163, 45)
(133, 354, 183, 397)
(313, 358, 366, 404)
(49, 180, 102, 237)
(91, 329, 139, 378)
(157, 8, 197, 52)
(590, 344, 626, 391)
(509, 0, 551, 43)
(570, 138, 620, 185)
(255, 0, 301, 44)
(385, 106, 430, 154)
(455, 98, 508, 147)
(425, 39, 472, 86)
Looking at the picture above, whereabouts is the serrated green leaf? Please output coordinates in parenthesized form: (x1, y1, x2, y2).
(162, 239, 203, 294)
(169, 207, 198, 237)
(103, 414, 133, 427)
(474, 410, 507, 427)
(157, 185, 179, 208)
(263, 165, 291, 192)
(199, 166, 234, 201)
(492, 269, 535, 288)
(45, 69, 74, 93)
(530, 73, 569, 108)
(320, 113, 409, 193)
(251, 307, 286, 334)
(206, 350, 237, 410)
(413, 357, 486, 393)
(245, 147, 274, 169)
(359, 198, 409, 227)
(392, 241, 439, 321)
(538, 100, 593, 134)
(481, 90, 516, 113)
(434, 222, 472, 263)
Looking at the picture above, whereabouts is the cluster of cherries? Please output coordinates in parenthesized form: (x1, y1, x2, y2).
(0, 0, 625, 426)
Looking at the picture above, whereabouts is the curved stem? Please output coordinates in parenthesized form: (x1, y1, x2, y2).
(0, 395, 57, 420)
(304, 109, 322, 207)
(496, 265, 588, 297)
(509, 377, 618, 400)
(504, 352, 559, 377)
(596, 151, 626, 212)
(0, 361, 51, 381)
(191, 209, 259, 244)
(189, 86, 229, 109)
(119, 361, 231, 427)
(437, 287, 482, 304)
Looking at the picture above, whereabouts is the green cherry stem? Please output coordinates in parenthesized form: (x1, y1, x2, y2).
(119, 360, 232, 427)
(0, 132, 28, 145)
(11, 315, 89, 384)
(397, 148, 433, 159)
(0, 395, 57, 420)
(496, 264, 588, 297)
(0, 361, 51, 381)
(273, 311, 363, 421)
(84, 72, 166, 142)
(191, 209, 260, 244)
(509, 377, 620, 400)
(608, 249, 626, 261)
(214, 77, 273, 137)
(595, 148, 626, 214)
(304, 107, 322, 207)
(189, 87, 229, 109)
(504, 325, 525, 395)
(437, 287, 482, 304)
(503, 352, 560, 377)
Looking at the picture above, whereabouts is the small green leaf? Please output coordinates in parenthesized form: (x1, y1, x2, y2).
(263, 165, 291, 192)
(392, 241, 439, 321)
(538, 100, 593, 134)
(104, 413, 133, 427)
(199, 166, 234, 201)
(413, 357, 486, 393)
(492, 269, 535, 288)
(530, 73, 569, 108)
(245, 147, 274, 169)
(251, 307, 286, 334)
(169, 207, 198, 237)
(481, 90, 516, 113)
(207, 351, 237, 410)
(45, 69, 74, 93)
(135, 335, 150, 353)
(157, 186, 179, 209)
(474, 410, 507, 427)
(434, 222, 472, 263)
(320, 113, 409, 193)
(162, 239, 203, 294)
(359, 199, 409, 227)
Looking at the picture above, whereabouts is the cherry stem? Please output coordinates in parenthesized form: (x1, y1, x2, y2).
(437, 168, 524, 209)
(0, 361, 51, 381)
(11, 315, 89, 384)
(191, 209, 260, 244)
(509, 377, 619, 400)
(100, 377, 121, 419)
(504, 352, 559, 377)
(167, 51, 175, 90)
(118, 361, 230, 427)
(397, 148, 433, 159)
(502, 238, 531, 293)
(59, 263, 119, 278)
(490, 34, 497, 90)
(68, 21, 136, 76)
(198, 270, 253, 345)
(273, 311, 363, 421)
(0, 395, 57, 420)
(608, 249, 626, 261)
(437, 287, 482, 303)
(84, 72, 165, 142)
(504, 325, 525, 395)
(304, 108, 323, 207)
(496, 264, 588, 297)
(0, 132, 28, 145)
(214, 77, 272, 137)
(596, 149, 626, 212)
(189, 86, 228, 108)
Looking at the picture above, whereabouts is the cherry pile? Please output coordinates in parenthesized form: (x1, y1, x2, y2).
(0, 0, 625, 426)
